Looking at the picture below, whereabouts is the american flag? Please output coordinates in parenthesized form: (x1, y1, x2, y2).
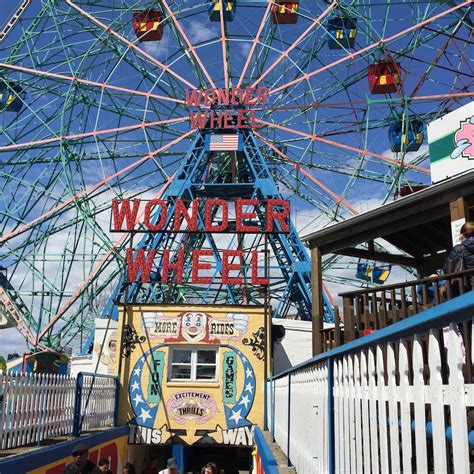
(209, 134, 240, 151)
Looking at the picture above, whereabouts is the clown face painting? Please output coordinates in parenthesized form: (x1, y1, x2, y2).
(181, 312, 207, 343)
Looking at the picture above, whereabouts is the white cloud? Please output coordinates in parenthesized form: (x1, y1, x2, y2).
(0, 327, 29, 357)
(239, 42, 252, 58)
(381, 144, 430, 169)
(188, 19, 217, 43)
(140, 41, 169, 60)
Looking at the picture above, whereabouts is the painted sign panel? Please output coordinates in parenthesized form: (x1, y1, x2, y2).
(117, 304, 266, 447)
(427, 102, 474, 183)
(167, 390, 217, 424)
(3, 431, 129, 474)
(223, 351, 237, 404)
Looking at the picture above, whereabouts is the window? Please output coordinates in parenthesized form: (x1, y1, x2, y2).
(169, 347, 218, 382)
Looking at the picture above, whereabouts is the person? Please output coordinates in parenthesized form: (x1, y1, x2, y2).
(443, 221, 474, 292)
(64, 442, 100, 473)
(201, 463, 217, 474)
(98, 458, 112, 474)
(159, 458, 180, 474)
(416, 273, 446, 305)
(123, 463, 136, 474)
(142, 457, 159, 474)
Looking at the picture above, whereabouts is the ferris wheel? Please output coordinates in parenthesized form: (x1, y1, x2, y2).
(0, 0, 472, 352)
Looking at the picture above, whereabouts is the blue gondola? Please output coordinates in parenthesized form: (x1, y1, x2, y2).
(0, 83, 24, 112)
(356, 260, 391, 285)
(327, 17, 357, 49)
(209, 0, 236, 22)
(389, 119, 424, 153)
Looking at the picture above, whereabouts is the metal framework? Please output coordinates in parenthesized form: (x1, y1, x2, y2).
(0, 0, 472, 352)
(101, 128, 334, 323)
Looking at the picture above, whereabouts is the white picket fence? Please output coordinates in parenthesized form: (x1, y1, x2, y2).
(0, 372, 117, 449)
(269, 361, 330, 473)
(267, 298, 474, 473)
(78, 374, 117, 432)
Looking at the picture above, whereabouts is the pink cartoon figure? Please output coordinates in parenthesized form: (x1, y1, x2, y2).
(451, 115, 474, 160)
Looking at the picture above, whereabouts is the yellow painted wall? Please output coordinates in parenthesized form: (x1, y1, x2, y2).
(117, 304, 266, 447)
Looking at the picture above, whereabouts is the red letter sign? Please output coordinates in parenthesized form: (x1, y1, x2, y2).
(205, 199, 228, 232)
(192, 250, 213, 284)
(235, 199, 259, 232)
(251, 251, 268, 285)
(144, 199, 167, 231)
(173, 199, 198, 231)
(162, 248, 184, 283)
(266, 199, 290, 232)
(112, 198, 141, 231)
(222, 250, 244, 284)
(126, 248, 155, 283)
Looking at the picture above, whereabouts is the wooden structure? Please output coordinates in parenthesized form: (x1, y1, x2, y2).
(117, 304, 267, 448)
(320, 269, 474, 357)
(302, 171, 474, 355)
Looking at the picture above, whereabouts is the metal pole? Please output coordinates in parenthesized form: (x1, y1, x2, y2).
(72, 372, 83, 437)
(263, 233, 270, 429)
(270, 372, 275, 442)
(311, 247, 323, 356)
(117, 232, 133, 381)
(287, 372, 292, 467)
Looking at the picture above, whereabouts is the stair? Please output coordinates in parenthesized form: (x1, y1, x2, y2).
(261, 430, 296, 473)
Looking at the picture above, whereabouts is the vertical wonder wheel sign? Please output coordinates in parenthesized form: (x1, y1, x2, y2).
(117, 304, 265, 447)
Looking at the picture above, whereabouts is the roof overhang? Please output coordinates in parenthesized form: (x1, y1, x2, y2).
(302, 171, 474, 270)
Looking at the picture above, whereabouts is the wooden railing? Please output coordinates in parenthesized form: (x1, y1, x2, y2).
(317, 269, 474, 354)
(341, 268, 474, 341)
(320, 306, 343, 352)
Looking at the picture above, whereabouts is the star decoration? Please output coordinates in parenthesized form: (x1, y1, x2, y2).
(245, 367, 253, 378)
(229, 409, 242, 424)
(244, 382, 254, 394)
(133, 366, 142, 377)
(138, 407, 152, 423)
(133, 393, 144, 407)
(131, 380, 140, 392)
(239, 395, 251, 409)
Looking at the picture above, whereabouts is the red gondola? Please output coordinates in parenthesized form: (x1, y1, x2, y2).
(368, 61, 401, 94)
(132, 10, 164, 42)
(272, 1, 299, 24)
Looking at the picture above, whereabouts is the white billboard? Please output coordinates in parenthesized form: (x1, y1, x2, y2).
(427, 102, 474, 183)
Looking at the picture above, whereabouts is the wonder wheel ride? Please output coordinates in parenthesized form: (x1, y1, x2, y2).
(0, 0, 472, 352)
